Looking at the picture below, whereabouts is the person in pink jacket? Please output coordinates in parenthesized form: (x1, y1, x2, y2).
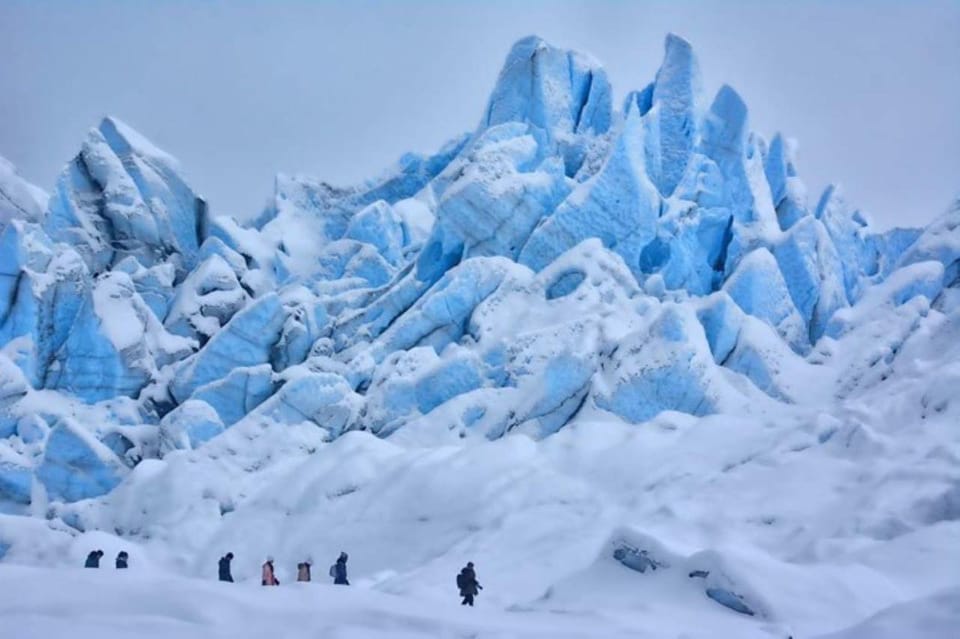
(297, 558, 312, 582)
(261, 557, 279, 586)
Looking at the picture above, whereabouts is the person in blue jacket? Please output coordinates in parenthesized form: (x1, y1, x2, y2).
(84, 550, 104, 568)
(331, 551, 349, 585)
(457, 562, 482, 606)
(218, 552, 234, 582)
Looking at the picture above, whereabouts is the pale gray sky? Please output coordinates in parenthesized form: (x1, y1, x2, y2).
(1, 1, 957, 229)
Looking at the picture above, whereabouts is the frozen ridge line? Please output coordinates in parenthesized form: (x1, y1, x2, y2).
(0, 33, 958, 639)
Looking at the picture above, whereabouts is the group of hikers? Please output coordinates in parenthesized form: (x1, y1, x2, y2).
(219, 552, 482, 605)
(84, 549, 127, 569)
(218, 551, 351, 586)
(85, 548, 483, 605)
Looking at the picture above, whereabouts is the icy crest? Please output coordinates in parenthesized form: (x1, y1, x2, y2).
(44, 117, 208, 278)
(646, 33, 704, 196)
(0, 156, 47, 229)
(482, 36, 612, 142)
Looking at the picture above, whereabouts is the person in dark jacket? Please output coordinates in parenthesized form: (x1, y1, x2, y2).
(84, 550, 104, 568)
(115, 551, 129, 569)
(332, 552, 349, 585)
(218, 552, 234, 582)
(457, 562, 482, 606)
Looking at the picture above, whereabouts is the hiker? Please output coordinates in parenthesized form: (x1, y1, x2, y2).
(115, 551, 129, 569)
(218, 552, 234, 582)
(297, 558, 312, 582)
(84, 550, 104, 568)
(457, 562, 482, 607)
(262, 557, 279, 586)
(330, 551, 349, 585)
(218, 552, 233, 583)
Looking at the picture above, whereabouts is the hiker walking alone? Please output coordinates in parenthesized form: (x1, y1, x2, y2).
(84, 550, 104, 568)
(297, 558, 312, 582)
(262, 556, 279, 586)
(330, 552, 349, 585)
(218, 552, 234, 582)
(457, 562, 482, 606)
(115, 551, 129, 569)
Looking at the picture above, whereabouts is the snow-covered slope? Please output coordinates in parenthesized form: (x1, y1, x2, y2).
(3, 564, 957, 639)
(1, 34, 958, 638)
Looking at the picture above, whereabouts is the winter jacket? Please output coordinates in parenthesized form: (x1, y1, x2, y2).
(334, 558, 349, 585)
(459, 567, 480, 596)
(262, 561, 279, 586)
(218, 556, 233, 582)
(297, 562, 311, 582)
(116, 554, 128, 569)
(84, 552, 101, 568)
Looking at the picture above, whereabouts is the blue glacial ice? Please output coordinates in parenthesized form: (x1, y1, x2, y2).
(644, 34, 704, 197)
(723, 248, 808, 352)
(519, 108, 661, 280)
(44, 117, 208, 278)
(158, 399, 225, 452)
(0, 33, 958, 510)
(594, 304, 722, 423)
(170, 293, 286, 402)
(36, 420, 125, 503)
(481, 35, 612, 176)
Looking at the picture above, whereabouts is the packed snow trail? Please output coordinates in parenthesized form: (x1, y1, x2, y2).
(2, 565, 957, 639)
(0, 565, 772, 639)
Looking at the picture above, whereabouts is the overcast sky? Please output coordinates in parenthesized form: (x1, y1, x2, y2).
(1, 1, 957, 229)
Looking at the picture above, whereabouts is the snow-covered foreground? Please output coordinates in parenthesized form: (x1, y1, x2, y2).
(3, 360, 959, 638)
(2, 565, 958, 639)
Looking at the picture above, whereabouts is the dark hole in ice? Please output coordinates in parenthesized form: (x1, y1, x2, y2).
(546, 270, 586, 300)
(706, 587, 756, 616)
(612, 543, 667, 573)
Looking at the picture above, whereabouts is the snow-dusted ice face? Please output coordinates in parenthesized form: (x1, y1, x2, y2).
(1, 31, 959, 639)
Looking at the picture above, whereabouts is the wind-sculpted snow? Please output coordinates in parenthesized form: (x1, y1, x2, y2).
(164, 253, 248, 343)
(898, 198, 960, 287)
(254, 134, 469, 279)
(594, 304, 732, 422)
(0, 156, 47, 230)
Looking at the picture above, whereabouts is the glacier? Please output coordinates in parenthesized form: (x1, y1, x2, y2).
(0, 33, 958, 639)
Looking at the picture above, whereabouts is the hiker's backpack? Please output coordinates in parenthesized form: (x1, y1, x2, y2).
(329, 564, 337, 578)
(456, 571, 466, 590)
